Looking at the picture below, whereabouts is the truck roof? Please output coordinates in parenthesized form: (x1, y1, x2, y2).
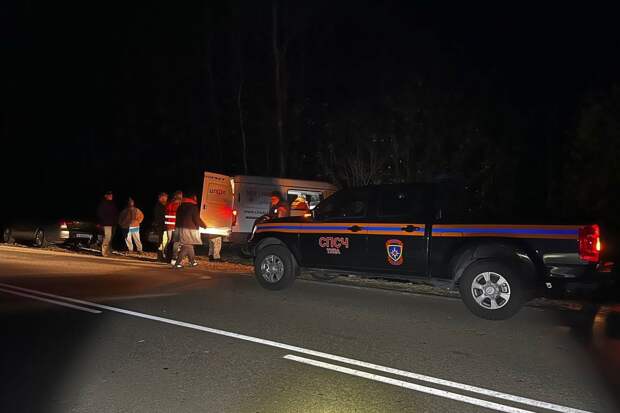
(231, 175, 337, 191)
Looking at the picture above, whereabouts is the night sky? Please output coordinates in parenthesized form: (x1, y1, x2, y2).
(2, 1, 619, 223)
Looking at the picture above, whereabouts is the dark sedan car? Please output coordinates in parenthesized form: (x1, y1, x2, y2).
(2, 219, 102, 248)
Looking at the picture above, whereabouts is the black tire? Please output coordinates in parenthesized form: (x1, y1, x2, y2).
(458, 260, 525, 320)
(33, 229, 48, 248)
(254, 245, 298, 290)
(3, 227, 15, 244)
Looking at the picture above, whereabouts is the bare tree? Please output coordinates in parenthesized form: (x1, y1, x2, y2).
(318, 139, 386, 188)
(272, 0, 286, 176)
(236, 28, 248, 174)
(340, 141, 386, 187)
(206, 34, 224, 170)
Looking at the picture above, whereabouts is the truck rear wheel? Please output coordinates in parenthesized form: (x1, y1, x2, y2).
(459, 260, 525, 320)
(254, 245, 298, 290)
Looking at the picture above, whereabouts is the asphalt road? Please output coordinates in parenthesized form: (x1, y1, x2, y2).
(1, 245, 619, 413)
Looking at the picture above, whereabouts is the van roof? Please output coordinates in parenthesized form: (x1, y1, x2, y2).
(232, 175, 337, 190)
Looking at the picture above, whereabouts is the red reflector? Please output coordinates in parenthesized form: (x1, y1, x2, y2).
(579, 224, 601, 263)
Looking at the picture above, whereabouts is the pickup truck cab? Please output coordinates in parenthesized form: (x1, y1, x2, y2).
(249, 184, 614, 320)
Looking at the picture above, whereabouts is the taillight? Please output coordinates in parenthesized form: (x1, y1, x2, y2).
(59, 220, 72, 229)
(579, 224, 601, 263)
(232, 210, 237, 227)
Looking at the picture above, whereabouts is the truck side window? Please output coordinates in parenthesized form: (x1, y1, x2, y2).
(315, 190, 368, 220)
(287, 190, 323, 210)
(378, 186, 428, 220)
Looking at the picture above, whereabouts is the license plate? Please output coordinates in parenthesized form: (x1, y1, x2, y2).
(75, 233, 91, 239)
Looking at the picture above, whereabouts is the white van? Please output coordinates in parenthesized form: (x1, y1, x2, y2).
(199, 172, 337, 244)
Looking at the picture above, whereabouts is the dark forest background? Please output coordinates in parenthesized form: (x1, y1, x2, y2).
(1, 1, 619, 226)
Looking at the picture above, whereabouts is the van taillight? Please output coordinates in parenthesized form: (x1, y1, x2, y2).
(579, 224, 601, 263)
(232, 210, 237, 227)
(59, 220, 72, 229)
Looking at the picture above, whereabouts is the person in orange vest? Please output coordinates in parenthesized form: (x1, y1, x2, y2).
(164, 190, 183, 261)
(290, 194, 310, 217)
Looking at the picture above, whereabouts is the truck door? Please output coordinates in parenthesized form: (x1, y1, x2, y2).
(200, 171, 234, 236)
(299, 188, 369, 271)
(364, 185, 429, 277)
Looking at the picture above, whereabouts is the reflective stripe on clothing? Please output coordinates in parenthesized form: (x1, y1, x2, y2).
(128, 226, 140, 233)
(158, 230, 169, 252)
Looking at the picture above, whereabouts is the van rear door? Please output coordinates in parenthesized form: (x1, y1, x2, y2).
(200, 171, 233, 236)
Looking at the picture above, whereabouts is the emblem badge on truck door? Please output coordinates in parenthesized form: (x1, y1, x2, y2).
(386, 239, 404, 265)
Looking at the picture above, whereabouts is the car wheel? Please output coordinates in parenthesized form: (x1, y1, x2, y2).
(3, 227, 15, 244)
(254, 245, 298, 290)
(33, 229, 49, 248)
(458, 260, 525, 320)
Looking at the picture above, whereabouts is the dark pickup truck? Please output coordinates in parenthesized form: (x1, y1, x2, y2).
(249, 184, 615, 320)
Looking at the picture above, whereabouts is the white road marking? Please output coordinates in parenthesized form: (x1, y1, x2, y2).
(284, 354, 534, 413)
(0, 282, 593, 413)
(0, 287, 101, 314)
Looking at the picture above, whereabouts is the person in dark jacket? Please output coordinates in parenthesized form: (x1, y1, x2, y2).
(172, 193, 206, 268)
(268, 191, 290, 219)
(153, 192, 168, 260)
(97, 190, 118, 257)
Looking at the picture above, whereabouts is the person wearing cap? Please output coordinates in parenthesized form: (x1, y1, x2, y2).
(118, 197, 145, 254)
(152, 192, 168, 261)
(97, 191, 118, 257)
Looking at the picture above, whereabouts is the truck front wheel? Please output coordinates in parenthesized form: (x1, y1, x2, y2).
(254, 245, 298, 290)
(459, 260, 525, 320)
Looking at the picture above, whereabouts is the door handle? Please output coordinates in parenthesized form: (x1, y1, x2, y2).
(401, 225, 419, 233)
(348, 225, 362, 232)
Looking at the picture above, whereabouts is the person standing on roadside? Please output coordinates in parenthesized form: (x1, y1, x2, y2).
(118, 198, 145, 254)
(208, 235, 222, 262)
(165, 190, 183, 261)
(172, 192, 206, 268)
(97, 190, 118, 257)
(153, 192, 168, 261)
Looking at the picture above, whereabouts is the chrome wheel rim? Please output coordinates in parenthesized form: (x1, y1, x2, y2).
(471, 272, 511, 310)
(260, 254, 285, 283)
